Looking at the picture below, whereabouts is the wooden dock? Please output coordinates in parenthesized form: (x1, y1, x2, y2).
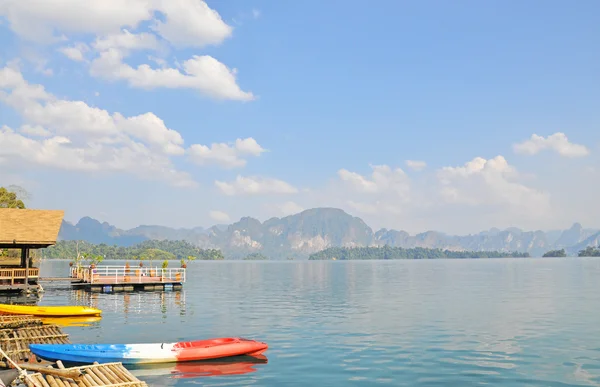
(69, 266, 185, 293)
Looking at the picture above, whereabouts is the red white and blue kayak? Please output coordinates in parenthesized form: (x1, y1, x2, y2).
(29, 337, 268, 365)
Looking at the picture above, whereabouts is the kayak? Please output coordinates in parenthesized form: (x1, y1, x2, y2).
(0, 304, 101, 317)
(30, 337, 268, 365)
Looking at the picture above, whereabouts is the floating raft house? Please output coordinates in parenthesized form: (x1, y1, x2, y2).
(0, 208, 64, 295)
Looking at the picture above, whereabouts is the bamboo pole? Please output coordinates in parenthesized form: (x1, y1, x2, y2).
(0, 347, 42, 387)
(88, 366, 111, 385)
(17, 364, 83, 380)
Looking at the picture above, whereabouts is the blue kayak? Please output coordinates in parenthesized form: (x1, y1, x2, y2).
(29, 338, 268, 365)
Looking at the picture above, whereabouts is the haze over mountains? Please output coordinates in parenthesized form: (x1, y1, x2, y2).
(58, 208, 600, 259)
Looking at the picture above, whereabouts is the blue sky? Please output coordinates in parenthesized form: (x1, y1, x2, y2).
(0, 0, 599, 234)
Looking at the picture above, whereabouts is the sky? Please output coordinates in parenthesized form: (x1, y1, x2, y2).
(0, 0, 599, 235)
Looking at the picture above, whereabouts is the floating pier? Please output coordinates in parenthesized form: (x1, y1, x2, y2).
(69, 266, 185, 293)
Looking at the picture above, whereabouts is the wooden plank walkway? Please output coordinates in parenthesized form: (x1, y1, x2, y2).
(38, 277, 81, 282)
(86, 276, 181, 285)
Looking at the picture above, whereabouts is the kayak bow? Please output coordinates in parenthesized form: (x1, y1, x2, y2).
(0, 304, 102, 317)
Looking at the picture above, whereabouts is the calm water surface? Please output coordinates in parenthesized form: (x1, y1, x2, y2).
(9, 258, 600, 386)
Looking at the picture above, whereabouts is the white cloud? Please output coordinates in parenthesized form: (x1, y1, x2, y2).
(188, 137, 265, 168)
(90, 51, 255, 101)
(276, 201, 303, 216)
(93, 29, 160, 52)
(513, 132, 590, 157)
(1, 65, 186, 155)
(405, 160, 427, 171)
(0, 64, 194, 186)
(0, 125, 195, 187)
(1, 0, 254, 102)
(252, 9, 261, 19)
(338, 164, 410, 197)
(319, 164, 414, 223)
(19, 124, 51, 137)
(58, 43, 90, 62)
(209, 210, 230, 223)
(150, 0, 233, 48)
(436, 155, 549, 212)
(0, 0, 231, 47)
(215, 176, 298, 196)
(298, 153, 565, 233)
(346, 200, 404, 216)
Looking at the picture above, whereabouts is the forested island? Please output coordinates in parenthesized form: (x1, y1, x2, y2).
(541, 247, 600, 257)
(577, 246, 600, 257)
(243, 253, 269, 260)
(543, 249, 567, 257)
(42, 240, 224, 261)
(33, 240, 600, 261)
(308, 246, 531, 260)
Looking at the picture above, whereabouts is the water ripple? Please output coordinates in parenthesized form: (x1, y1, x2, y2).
(7, 258, 598, 386)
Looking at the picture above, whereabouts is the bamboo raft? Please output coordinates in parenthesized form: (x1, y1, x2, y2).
(0, 315, 149, 387)
(0, 315, 43, 330)
(0, 315, 69, 367)
(0, 324, 70, 367)
(24, 361, 148, 387)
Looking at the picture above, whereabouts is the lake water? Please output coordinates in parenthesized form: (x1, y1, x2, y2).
(7, 258, 600, 386)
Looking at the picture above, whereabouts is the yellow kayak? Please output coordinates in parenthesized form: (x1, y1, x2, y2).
(0, 304, 102, 317)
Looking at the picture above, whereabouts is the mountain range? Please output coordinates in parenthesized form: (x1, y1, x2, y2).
(57, 208, 600, 259)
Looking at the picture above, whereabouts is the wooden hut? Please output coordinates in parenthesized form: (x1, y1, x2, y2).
(0, 208, 64, 293)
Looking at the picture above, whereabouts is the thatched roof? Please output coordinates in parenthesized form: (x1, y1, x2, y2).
(0, 208, 64, 248)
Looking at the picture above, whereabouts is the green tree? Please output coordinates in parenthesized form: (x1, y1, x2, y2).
(43, 240, 227, 260)
(0, 186, 28, 258)
(308, 246, 530, 260)
(0, 186, 27, 208)
(578, 246, 600, 257)
(81, 252, 104, 266)
(243, 253, 269, 260)
(542, 249, 567, 258)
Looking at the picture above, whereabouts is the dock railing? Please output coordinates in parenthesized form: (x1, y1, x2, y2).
(0, 268, 39, 285)
(70, 265, 186, 284)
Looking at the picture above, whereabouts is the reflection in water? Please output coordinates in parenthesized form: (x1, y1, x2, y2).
(128, 355, 268, 379)
(39, 316, 103, 327)
(32, 259, 600, 386)
(0, 293, 43, 305)
(67, 289, 187, 318)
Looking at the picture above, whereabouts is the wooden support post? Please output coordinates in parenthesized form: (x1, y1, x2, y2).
(22, 248, 30, 293)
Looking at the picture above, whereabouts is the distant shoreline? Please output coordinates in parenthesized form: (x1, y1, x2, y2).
(25, 239, 600, 262)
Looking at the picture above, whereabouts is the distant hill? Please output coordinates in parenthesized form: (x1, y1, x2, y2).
(58, 208, 600, 259)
